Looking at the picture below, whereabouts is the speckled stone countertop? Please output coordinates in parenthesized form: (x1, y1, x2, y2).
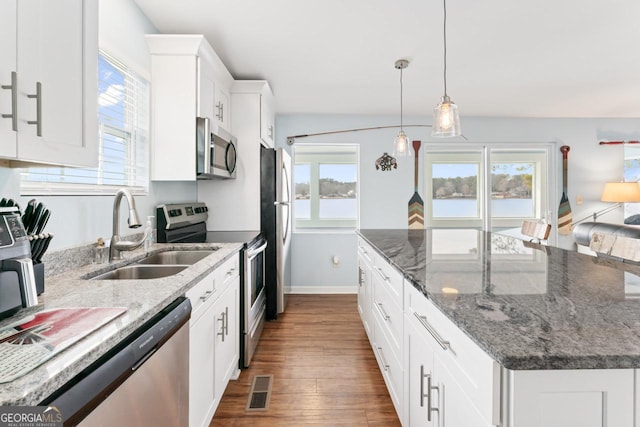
(0, 241, 243, 406)
(358, 228, 640, 370)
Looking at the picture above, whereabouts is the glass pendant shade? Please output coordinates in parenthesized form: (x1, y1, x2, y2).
(432, 95, 461, 137)
(393, 130, 412, 157)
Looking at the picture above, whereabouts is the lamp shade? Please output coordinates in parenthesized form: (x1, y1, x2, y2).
(432, 95, 461, 137)
(393, 130, 411, 157)
(600, 182, 640, 203)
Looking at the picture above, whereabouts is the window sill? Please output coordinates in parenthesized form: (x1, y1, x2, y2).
(21, 183, 148, 197)
(293, 228, 356, 235)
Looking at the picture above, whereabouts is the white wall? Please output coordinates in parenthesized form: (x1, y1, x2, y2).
(0, 0, 197, 251)
(276, 114, 640, 292)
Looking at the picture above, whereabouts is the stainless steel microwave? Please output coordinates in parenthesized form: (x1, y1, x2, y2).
(196, 117, 237, 179)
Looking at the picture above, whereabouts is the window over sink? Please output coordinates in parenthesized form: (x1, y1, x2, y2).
(20, 50, 150, 195)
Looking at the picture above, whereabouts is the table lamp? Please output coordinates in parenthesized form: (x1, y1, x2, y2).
(573, 182, 640, 225)
(600, 182, 640, 224)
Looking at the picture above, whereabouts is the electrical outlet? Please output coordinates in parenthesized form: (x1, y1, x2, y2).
(576, 195, 583, 205)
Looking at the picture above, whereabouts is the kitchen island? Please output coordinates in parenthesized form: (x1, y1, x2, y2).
(357, 228, 640, 427)
(0, 241, 243, 407)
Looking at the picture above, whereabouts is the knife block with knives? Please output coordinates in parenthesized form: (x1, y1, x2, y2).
(1, 197, 53, 295)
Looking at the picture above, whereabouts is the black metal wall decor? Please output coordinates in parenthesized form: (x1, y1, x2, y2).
(375, 152, 397, 171)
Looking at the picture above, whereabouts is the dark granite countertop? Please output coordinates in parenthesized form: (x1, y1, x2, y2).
(357, 228, 640, 370)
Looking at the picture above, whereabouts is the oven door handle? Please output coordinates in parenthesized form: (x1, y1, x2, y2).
(247, 241, 268, 259)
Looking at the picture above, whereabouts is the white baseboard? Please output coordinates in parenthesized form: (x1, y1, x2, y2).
(288, 285, 358, 294)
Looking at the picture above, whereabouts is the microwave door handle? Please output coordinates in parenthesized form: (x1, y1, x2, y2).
(203, 118, 211, 174)
(247, 241, 268, 259)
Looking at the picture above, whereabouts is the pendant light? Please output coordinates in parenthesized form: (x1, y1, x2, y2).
(393, 59, 412, 157)
(432, 0, 461, 137)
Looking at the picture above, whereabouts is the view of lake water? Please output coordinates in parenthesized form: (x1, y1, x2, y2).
(295, 199, 357, 219)
(295, 198, 533, 219)
(434, 198, 533, 218)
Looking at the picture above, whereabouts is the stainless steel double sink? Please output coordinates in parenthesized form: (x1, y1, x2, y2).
(90, 250, 216, 280)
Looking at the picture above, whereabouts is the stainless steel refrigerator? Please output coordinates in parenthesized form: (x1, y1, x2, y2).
(261, 146, 292, 319)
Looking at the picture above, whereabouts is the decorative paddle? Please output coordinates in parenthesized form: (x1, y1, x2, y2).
(558, 145, 572, 234)
(408, 140, 424, 229)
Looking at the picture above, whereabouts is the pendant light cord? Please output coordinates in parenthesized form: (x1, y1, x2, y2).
(443, 0, 448, 97)
(400, 67, 404, 131)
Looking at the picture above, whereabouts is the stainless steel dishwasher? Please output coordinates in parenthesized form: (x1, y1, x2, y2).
(41, 297, 191, 426)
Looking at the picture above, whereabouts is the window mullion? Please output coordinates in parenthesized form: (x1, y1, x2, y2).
(309, 161, 320, 223)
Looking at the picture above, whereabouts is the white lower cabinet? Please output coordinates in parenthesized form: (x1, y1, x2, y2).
(186, 253, 240, 427)
(186, 271, 217, 427)
(506, 368, 634, 427)
(404, 282, 498, 427)
(357, 239, 373, 339)
(362, 241, 639, 427)
(213, 257, 240, 404)
(369, 245, 404, 419)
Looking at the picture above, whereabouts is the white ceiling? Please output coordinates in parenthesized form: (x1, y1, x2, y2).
(134, 0, 640, 118)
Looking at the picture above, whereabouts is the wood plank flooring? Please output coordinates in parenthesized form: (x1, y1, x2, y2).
(211, 294, 401, 426)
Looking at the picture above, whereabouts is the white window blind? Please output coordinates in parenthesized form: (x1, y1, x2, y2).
(21, 50, 150, 195)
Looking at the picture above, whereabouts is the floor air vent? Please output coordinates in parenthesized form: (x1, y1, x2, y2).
(246, 374, 273, 411)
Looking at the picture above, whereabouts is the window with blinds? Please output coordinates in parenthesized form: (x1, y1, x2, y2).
(21, 50, 150, 195)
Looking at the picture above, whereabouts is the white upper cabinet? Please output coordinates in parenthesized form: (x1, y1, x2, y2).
(0, 0, 17, 159)
(260, 90, 275, 148)
(214, 84, 231, 133)
(146, 34, 234, 181)
(231, 81, 275, 148)
(0, 0, 98, 167)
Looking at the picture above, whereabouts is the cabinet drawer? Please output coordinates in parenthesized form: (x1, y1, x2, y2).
(372, 271, 403, 356)
(405, 284, 500, 425)
(217, 253, 239, 288)
(186, 270, 216, 320)
(371, 254, 403, 309)
(372, 307, 403, 416)
(357, 238, 374, 267)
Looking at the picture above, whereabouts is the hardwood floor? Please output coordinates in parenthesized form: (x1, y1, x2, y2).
(211, 294, 401, 426)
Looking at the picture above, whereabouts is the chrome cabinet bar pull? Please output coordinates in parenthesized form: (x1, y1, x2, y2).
(1, 71, 17, 131)
(358, 267, 364, 287)
(427, 374, 440, 421)
(27, 82, 42, 136)
(376, 302, 390, 321)
(268, 125, 274, 139)
(200, 289, 214, 302)
(217, 311, 225, 341)
(413, 311, 450, 351)
(224, 306, 229, 337)
(375, 267, 390, 281)
(375, 346, 389, 371)
(359, 247, 372, 263)
(216, 102, 223, 121)
(420, 365, 430, 408)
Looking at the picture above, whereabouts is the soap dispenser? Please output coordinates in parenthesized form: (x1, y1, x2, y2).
(144, 216, 155, 250)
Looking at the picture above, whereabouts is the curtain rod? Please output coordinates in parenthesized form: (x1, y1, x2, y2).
(599, 141, 640, 145)
(286, 124, 432, 145)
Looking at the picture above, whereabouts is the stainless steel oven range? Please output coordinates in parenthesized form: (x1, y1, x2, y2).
(156, 202, 266, 368)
